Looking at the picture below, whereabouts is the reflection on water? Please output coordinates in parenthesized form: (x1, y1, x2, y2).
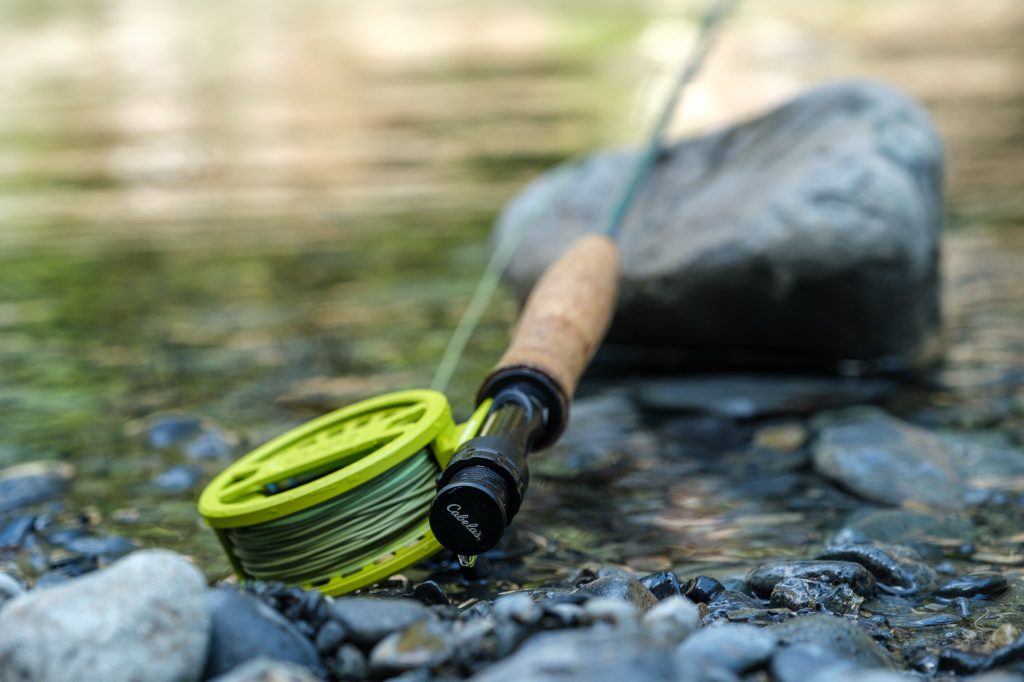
(0, 0, 1023, 580)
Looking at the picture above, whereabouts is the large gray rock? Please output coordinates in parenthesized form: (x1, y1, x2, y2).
(812, 411, 1024, 508)
(495, 79, 943, 372)
(0, 549, 209, 682)
(772, 614, 895, 670)
(208, 657, 322, 682)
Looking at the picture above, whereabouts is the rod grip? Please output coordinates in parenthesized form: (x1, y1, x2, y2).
(482, 233, 620, 408)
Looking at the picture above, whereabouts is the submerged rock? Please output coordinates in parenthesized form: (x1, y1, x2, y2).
(0, 461, 74, 513)
(812, 411, 1024, 508)
(496, 79, 943, 371)
(0, 550, 208, 682)
(636, 375, 895, 419)
(935, 572, 1009, 600)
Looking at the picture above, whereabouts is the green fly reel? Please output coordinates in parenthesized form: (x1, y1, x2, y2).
(199, 390, 491, 596)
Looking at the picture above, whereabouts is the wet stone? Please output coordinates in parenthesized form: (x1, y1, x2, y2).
(369, 618, 452, 676)
(935, 572, 1009, 600)
(773, 614, 895, 670)
(573, 574, 659, 613)
(640, 571, 683, 601)
(329, 597, 431, 648)
(817, 542, 937, 596)
(704, 590, 763, 623)
(410, 580, 449, 606)
(0, 461, 74, 514)
(747, 560, 876, 598)
(681, 575, 726, 604)
(769, 577, 863, 615)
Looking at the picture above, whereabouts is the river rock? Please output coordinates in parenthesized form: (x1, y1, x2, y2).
(812, 412, 1024, 508)
(0, 460, 74, 513)
(769, 578, 863, 615)
(326, 644, 368, 681)
(204, 587, 324, 679)
(747, 560, 876, 598)
(0, 549, 208, 682)
(573, 574, 659, 613)
(640, 571, 683, 600)
(495, 79, 943, 371)
(642, 596, 700, 645)
(208, 657, 322, 682)
(935, 572, 1009, 600)
(329, 597, 431, 648)
(818, 542, 937, 595)
(772, 614, 895, 669)
(674, 623, 778, 678)
(470, 628, 673, 682)
(369, 618, 452, 676)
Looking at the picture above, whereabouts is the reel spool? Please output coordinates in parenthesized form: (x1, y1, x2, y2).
(198, 390, 490, 596)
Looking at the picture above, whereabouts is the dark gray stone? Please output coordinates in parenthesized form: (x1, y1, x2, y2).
(935, 572, 1009, 600)
(329, 597, 431, 648)
(637, 375, 895, 419)
(573, 575, 659, 613)
(369, 618, 452, 676)
(204, 587, 323, 679)
(471, 628, 674, 682)
(0, 461, 73, 513)
(0, 550, 209, 682)
(818, 542, 937, 596)
(772, 614, 895, 669)
(495, 79, 943, 371)
(681, 575, 726, 604)
(747, 560, 876, 598)
(674, 623, 778, 678)
(0, 515, 34, 551)
(640, 571, 683, 601)
(769, 578, 863, 615)
(812, 412, 1024, 508)
(314, 620, 346, 655)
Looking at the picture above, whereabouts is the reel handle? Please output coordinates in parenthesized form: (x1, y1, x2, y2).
(477, 233, 620, 447)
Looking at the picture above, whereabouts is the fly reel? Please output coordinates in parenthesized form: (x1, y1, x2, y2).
(198, 390, 491, 596)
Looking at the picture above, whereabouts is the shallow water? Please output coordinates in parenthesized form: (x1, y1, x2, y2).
(1, 0, 1023, 619)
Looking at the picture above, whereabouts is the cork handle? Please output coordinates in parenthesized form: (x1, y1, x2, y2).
(488, 233, 620, 401)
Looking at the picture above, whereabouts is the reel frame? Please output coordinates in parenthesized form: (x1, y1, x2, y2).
(198, 389, 491, 596)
